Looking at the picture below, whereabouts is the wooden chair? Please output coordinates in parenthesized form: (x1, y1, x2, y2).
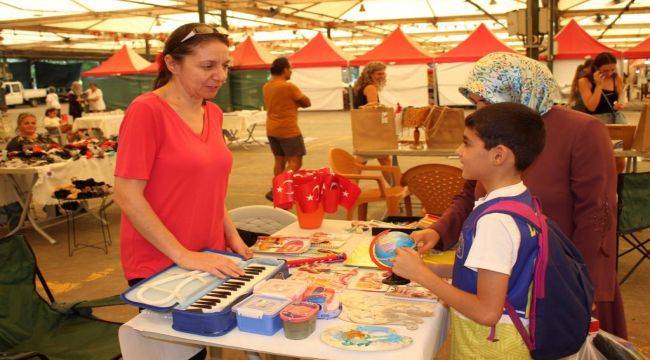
(606, 124, 637, 173)
(328, 148, 411, 220)
(401, 164, 465, 216)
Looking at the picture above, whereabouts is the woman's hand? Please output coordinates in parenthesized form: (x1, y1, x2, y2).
(593, 71, 606, 87)
(614, 101, 625, 111)
(392, 247, 429, 282)
(176, 250, 245, 279)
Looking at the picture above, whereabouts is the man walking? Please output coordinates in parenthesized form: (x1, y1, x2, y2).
(263, 57, 311, 201)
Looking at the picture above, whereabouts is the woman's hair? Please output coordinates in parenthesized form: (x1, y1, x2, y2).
(353, 61, 387, 93)
(154, 23, 230, 90)
(47, 86, 56, 94)
(569, 58, 593, 105)
(45, 108, 57, 117)
(15, 112, 36, 134)
(70, 81, 82, 96)
(584, 52, 618, 84)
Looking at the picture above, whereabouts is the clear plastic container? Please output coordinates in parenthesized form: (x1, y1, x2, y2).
(279, 302, 319, 340)
(253, 279, 310, 302)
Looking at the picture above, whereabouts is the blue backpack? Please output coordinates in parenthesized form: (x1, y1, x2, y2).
(477, 199, 594, 360)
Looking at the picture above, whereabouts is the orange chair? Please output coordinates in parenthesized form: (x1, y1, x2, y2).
(328, 148, 411, 220)
(401, 164, 465, 216)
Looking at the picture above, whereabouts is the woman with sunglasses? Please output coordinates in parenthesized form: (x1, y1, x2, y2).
(413, 52, 626, 339)
(114, 23, 252, 292)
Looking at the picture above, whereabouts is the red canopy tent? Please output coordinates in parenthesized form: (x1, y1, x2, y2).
(551, 19, 621, 60)
(82, 45, 153, 77)
(289, 32, 350, 68)
(434, 24, 516, 105)
(350, 27, 433, 66)
(231, 37, 274, 70)
(434, 23, 516, 63)
(624, 36, 650, 59)
(287, 33, 352, 110)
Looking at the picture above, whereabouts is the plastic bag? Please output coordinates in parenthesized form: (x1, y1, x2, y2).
(572, 331, 646, 360)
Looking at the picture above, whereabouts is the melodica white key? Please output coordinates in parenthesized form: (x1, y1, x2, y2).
(186, 264, 277, 313)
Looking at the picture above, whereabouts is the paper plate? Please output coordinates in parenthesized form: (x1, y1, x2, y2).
(320, 324, 412, 352)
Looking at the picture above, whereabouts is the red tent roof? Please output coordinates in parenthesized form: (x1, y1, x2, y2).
(231, 37, 275, 70)
(351, 27, 433, 66)
(82, 45, 153, 77)
(434, 24, 516, 63)
(551, 19, 621, 60)
(289, 32, 351, 68)
(140, 53, 161, 74)
(624, 36, 650, 59)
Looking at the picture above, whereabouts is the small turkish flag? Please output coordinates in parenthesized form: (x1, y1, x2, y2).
(336, 175, 361, 209)
(272, 171, 294, 209)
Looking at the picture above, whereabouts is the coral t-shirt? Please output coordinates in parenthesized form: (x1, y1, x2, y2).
(115, 92, 233, 280)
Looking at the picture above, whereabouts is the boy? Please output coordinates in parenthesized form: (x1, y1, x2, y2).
(393, 102, 546, 359)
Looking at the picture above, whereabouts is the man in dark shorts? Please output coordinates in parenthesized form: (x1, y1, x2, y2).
(262, 57, 311, 201)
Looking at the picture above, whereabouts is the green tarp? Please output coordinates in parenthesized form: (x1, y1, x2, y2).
(230, 69, 268, 111)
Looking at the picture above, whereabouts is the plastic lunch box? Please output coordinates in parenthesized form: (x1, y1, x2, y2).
(232, 294, 291, 336)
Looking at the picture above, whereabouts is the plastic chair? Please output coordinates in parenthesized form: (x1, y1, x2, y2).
(328, 148, 411, 220)
(0, 234, 123, 360)
(228, 205, 297, 246)
(616, 172, 650, 284)
(401, 164, 465, 216)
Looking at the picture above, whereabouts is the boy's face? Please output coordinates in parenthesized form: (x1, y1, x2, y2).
(456, 127, 491, 180)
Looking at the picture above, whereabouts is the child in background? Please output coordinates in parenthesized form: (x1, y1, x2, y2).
(392, 102, 546, 359)
(43, 108, 72, 140)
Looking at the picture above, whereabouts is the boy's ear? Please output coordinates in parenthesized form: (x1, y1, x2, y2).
(490, 145, 510, 166)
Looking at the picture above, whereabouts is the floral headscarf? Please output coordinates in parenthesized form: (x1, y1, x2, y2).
(459, 52, 561, 115)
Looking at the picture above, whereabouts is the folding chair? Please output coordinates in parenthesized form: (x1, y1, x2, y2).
(0, 234, 123, 359)
(229, 205, 297, 246)
(616, 172, 650, 284)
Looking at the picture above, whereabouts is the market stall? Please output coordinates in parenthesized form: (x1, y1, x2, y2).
(351, 28, 433, 108)
(434, 24, 517, 106)
(289, 32, 351, 111)
(229, 37, 274, 111)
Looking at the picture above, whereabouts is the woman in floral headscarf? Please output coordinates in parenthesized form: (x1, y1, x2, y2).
(414, 53, 626, 339)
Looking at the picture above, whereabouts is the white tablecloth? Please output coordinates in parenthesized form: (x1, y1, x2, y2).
(221, 110, 266, 133)
(119, 220, 449, 360)
(73, 114, 124, 138)
(0, 156, 116, 206)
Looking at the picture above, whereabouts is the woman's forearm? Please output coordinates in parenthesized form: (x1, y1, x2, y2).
(114, 186, 188, 263)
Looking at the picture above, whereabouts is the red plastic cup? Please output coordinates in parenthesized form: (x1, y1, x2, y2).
(296, 203, 324, 229)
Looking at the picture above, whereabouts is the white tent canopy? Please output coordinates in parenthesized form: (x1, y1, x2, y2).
(379, 64, 429, 108)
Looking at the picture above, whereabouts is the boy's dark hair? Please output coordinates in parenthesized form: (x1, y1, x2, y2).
(465, 102, 546, 171)
(45, 108, 57, 116)
(270, 57, 291, 75)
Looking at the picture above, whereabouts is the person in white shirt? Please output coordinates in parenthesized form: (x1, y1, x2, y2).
(86, 83, 106, 112)
(45, 87, 61, 116)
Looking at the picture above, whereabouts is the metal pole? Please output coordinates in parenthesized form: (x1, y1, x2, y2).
(547, 0, 556, 71)
(198, 0, 206, 24)
(526, 0, 540, 59)
(145, 38, 151, 59)
(220, 9, 229, 29)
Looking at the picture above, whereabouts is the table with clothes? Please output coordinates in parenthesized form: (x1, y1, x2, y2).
(72, 110, 124, 138)
(118, 220, 450, 360)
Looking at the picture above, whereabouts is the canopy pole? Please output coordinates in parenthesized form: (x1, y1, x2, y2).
(547, 0, 557, 71)
(220, 9, 229, 29)
(526, 0, 540, 59)
(198, 0, 206, 24)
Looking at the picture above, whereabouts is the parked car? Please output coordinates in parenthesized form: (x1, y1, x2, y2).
(2, 81, 47, 107)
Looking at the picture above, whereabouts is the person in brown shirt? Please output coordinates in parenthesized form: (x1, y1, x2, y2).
(263, 57, 311, 201)
(413, 53, 627, 338)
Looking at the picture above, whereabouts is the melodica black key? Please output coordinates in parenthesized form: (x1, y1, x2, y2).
(235, 275, 254, 281)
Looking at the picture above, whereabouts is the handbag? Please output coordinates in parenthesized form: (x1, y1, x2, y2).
(602, 93, 626, 124)
(350, 106, 398, 151)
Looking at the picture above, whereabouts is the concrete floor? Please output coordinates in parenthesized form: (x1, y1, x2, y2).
(7, 104, 649, 358)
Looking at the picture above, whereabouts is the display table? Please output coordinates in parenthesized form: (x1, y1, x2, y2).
(119, 220, 449, 360)
(73, 112, 124, 138)
(0, 157, 116, 244)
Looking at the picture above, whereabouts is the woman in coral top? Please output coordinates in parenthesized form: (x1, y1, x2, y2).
(114, 23, 252, 286)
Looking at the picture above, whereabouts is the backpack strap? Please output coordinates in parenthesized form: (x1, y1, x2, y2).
(474, 197, 550, 350)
